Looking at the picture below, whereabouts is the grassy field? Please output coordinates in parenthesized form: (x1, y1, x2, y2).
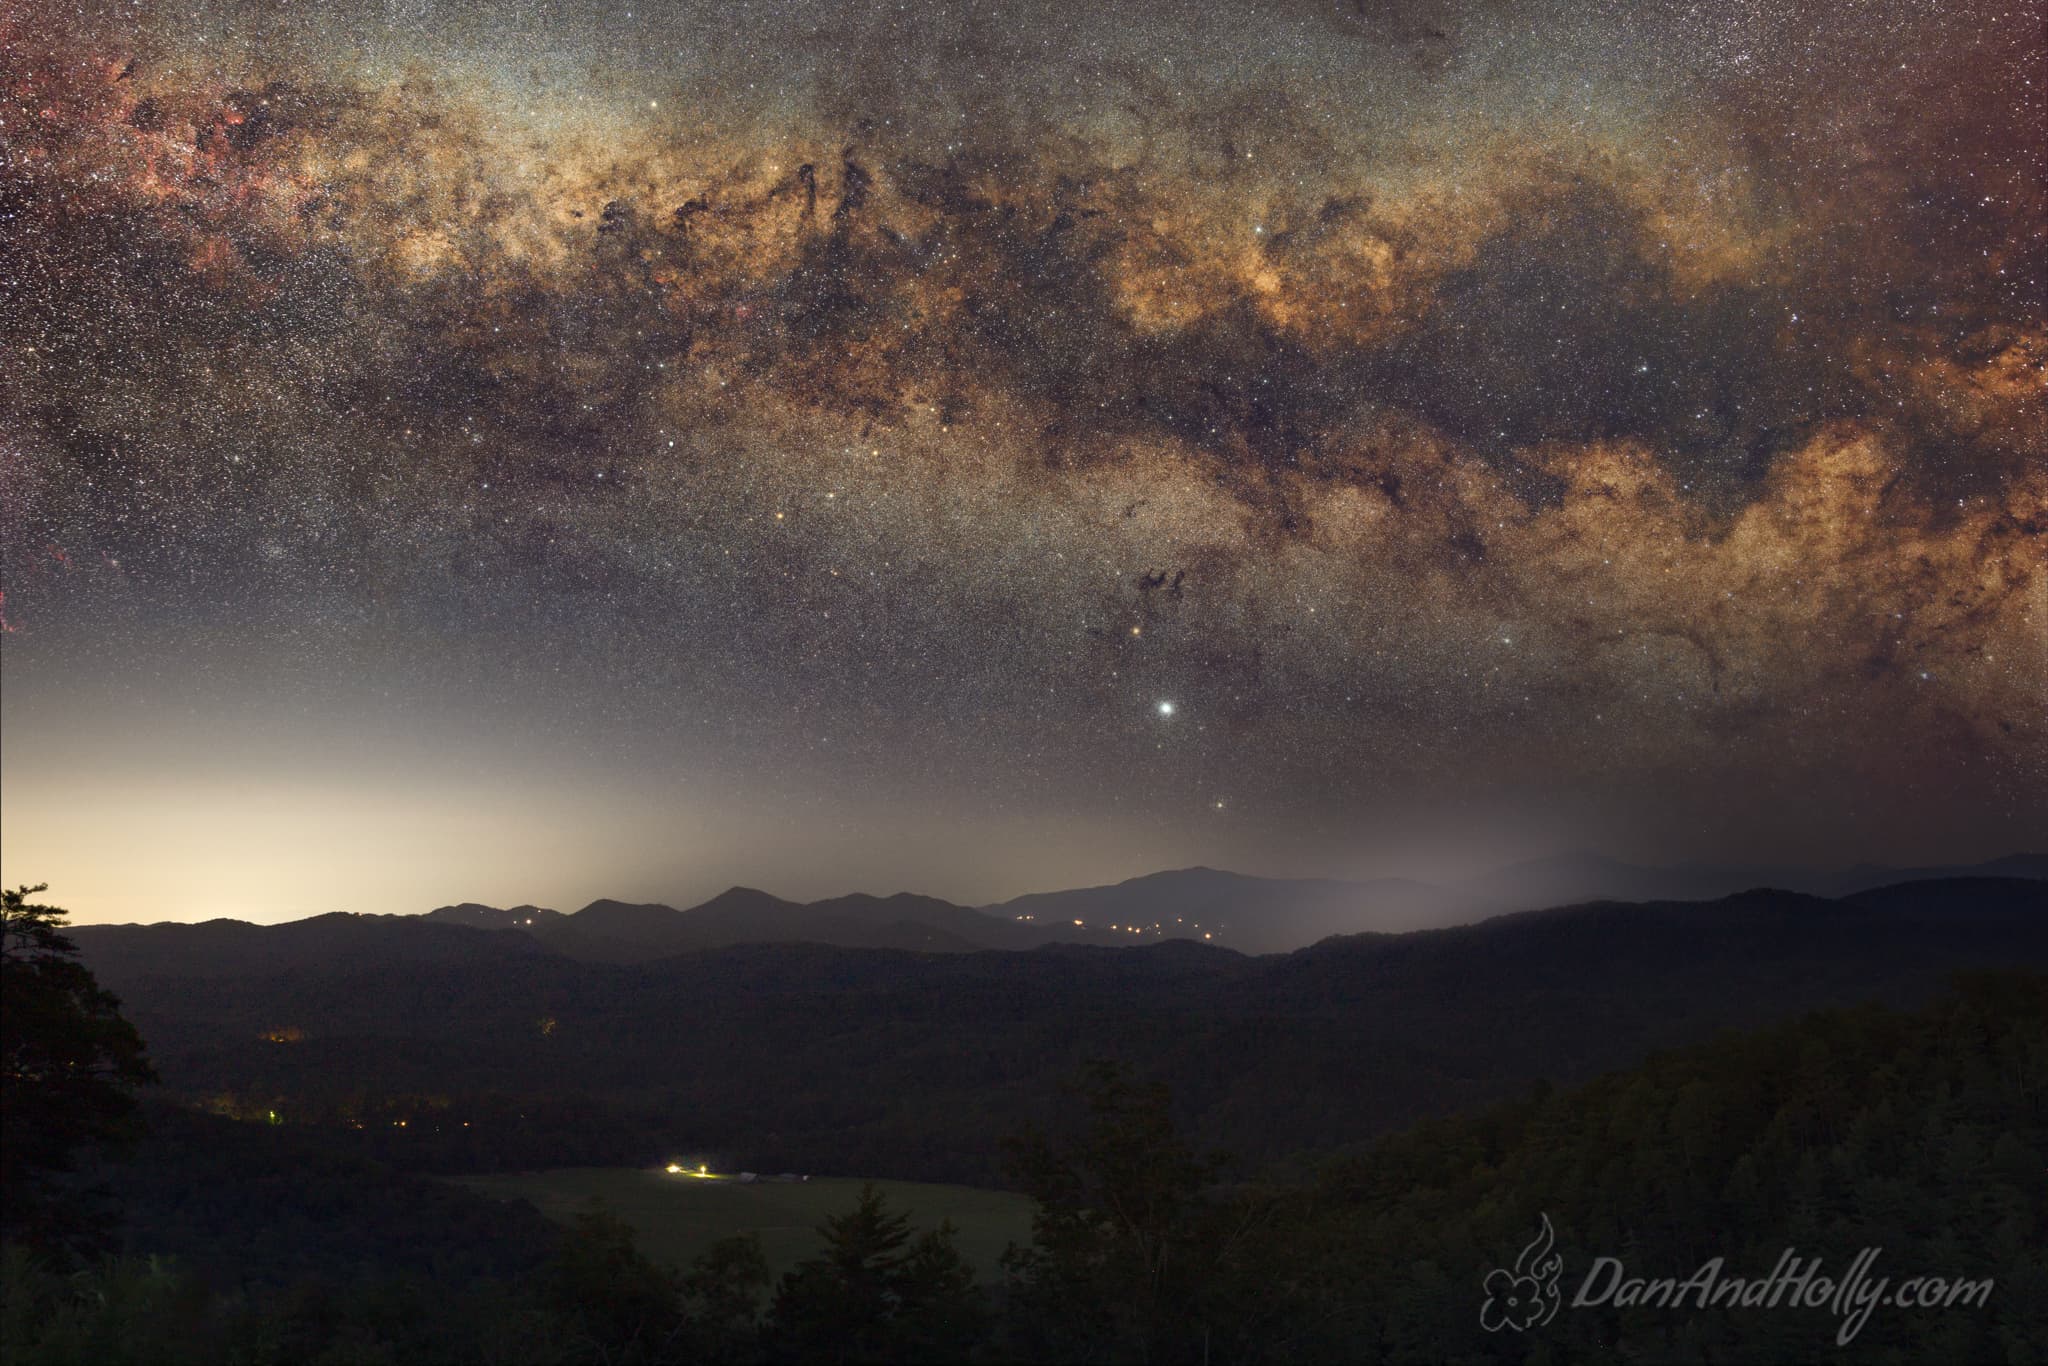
(454, 1168, 1035, 1279)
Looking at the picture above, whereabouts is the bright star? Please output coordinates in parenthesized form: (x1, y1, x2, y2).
(1156, 700, 1176, 717)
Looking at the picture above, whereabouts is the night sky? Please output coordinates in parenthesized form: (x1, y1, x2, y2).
(2, 0, 2042, 922)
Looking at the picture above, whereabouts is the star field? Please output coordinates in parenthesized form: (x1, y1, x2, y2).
(1, 0, 2042, 916)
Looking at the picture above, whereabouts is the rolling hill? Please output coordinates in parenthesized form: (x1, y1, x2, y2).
(70, 876, 2048, 1184)
(420, 887, 1135, 960)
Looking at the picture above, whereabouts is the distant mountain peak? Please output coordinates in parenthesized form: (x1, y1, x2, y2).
(424, 902, 562, 928)
(573, 898, 683, 919)
(688, 886, 797, 913)
(1125, 865, 1235, 883)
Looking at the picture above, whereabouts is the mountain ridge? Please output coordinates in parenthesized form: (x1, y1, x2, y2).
(66, 876, 2048, 1184)
(75, 853, 2045, 962)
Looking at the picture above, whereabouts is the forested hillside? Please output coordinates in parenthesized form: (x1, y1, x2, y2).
(73, 879, 2048, 1182)
(7, 975, 2040, 1363)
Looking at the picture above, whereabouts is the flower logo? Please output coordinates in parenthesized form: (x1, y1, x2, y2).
(1481, 1213, 1564, 1332)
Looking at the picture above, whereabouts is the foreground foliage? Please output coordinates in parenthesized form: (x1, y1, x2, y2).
(1, 885, 156, 1255)
(3, 973, 2042, 1362)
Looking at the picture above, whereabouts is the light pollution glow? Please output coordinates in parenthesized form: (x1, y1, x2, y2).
(1, 0, 2042, 922)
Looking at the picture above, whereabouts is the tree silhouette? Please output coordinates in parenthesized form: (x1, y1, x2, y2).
(1, 884, 155, 1254)
(541, 1205, 685, 1363)
(767, 1184, 986, 1363)
(680, 1234, 771, 1363)
(1000, 1060, 1275, 1363)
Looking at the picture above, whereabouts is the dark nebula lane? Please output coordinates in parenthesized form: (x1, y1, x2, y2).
(1, 0, 2042, 919)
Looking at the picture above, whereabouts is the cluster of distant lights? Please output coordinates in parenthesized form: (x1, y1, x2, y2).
(1011, 912, 1217, 941)
(335, 1117, 473, 1130)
